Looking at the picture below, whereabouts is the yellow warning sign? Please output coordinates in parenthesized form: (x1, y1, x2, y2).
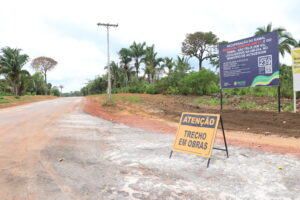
(292, 48, 300, 92)
(292, 48, 300, 74)
(172, 113, 220, 158)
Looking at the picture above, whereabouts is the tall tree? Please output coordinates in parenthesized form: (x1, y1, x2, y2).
(130, 41, 146, 77)
(255, 23, 296, 57)
(31, 56, 57, 83)
(119, 48, 132, 87)
(142, 45, 163, 83)
(0, 47, 29, 95)
(182, 31, 218, 71)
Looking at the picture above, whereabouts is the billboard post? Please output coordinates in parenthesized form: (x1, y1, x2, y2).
(278, 86, 281, 112)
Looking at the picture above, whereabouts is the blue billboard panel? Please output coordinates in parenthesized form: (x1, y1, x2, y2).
(219, 31, 279, 88)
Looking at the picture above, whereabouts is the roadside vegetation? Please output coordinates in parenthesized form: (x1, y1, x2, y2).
(0, 47, 63, 102)
(81, 23, 299, 112)
(2, 23, 299, 112)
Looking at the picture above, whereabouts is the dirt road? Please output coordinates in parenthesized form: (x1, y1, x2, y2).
(0, 98, 299, 199)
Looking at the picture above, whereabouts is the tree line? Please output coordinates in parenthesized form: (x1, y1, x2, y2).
(81, 23, 300, 98)
(0, 47, 63, 96)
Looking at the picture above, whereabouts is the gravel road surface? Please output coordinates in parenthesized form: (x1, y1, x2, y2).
(0, 97, 299, 199)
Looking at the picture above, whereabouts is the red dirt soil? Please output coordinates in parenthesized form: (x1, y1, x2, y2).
(83, 95, 300, 158)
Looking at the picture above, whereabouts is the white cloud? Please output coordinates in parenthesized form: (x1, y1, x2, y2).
(0, 0, 299, 91)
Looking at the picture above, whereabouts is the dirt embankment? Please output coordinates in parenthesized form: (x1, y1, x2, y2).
(84, 94, 300, 137)
(83, 94, 300, 158)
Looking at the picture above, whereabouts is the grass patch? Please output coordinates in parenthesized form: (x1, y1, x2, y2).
(19, 97, 35, 101)
(102, 99, 116, 106)
(0, 98, 12, 103)
(0, 96, 12, 103)
(194, 97, 226, 106)
(261, 103, 277, 111)
(238, 101, 257, 109)
(121, 96, 144, 102)
(283, 102, 294, 112)
(113, 95, 144, 102)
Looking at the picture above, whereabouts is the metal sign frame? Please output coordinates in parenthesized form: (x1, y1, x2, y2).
(169, 113, 229, 168)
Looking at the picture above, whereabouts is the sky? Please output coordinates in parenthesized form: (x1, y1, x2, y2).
(1, 0, 300, 92)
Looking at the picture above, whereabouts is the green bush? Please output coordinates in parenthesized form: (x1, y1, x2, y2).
(166, 86, 180, 95)
(178, 69, 219, 95)
(145, 84, 159, 94)
(112, 82, 159, 95)
(51, 88, 61, 96)
(112, 87, 130, 93)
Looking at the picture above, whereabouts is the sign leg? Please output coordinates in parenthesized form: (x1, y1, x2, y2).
(294, 91, 297, 113)
(169, 150, 173, 159)
(220, 116, 229, 158)
(207, 158, 211, 168)
(278, 86, 281, 113)
(220, 88, 223, 111)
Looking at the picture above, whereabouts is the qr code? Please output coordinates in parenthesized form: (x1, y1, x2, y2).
(258, 55, 272, 74)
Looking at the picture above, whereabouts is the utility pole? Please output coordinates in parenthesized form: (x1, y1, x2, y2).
(97, 22, 118, 100)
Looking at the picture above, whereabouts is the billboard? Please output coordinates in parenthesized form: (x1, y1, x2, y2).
(172, 113, 219, 158)
(219, 31, 279, 88)
(292, 48, 300, 92)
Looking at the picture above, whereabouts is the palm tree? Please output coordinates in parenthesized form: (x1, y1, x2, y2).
(142, 45, 163, 83)
(118, 48, 132, 87)
(294, 40, 300, 48)
(19, 73, 32, 95)
(110, 61, 121, 88)
(174, 56, 190, 73)
(255, 23, 297, 57)
(161, 57, 174, 74)
(59, 85, 64, 93)
(0, 47, 29, 95)
(130, 41, 146, 77)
